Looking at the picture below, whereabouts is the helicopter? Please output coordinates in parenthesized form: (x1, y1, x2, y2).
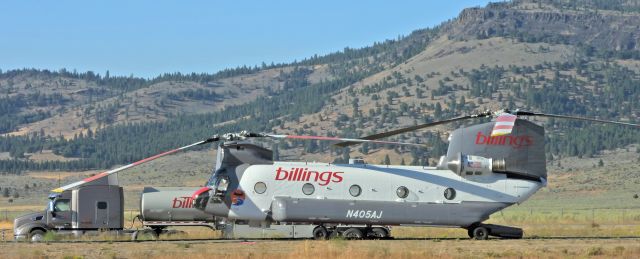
(51, 109, 639, 239)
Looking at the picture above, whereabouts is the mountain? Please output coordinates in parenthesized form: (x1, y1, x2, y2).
(0, 0, 639, 174)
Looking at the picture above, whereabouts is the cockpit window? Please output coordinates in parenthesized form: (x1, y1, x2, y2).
(217, 176, 229, 192)
(206, 169, 225, 186)
(53, 199, 70, 212)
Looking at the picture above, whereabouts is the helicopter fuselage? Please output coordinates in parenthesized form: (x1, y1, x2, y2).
(197, 155, 542, 228)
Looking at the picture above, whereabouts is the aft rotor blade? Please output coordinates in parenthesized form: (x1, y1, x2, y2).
(515, 111, 640, 128)
(333, 113, 491, 147)
(266, 134, 426, 147)
(51, 136, 220, 193)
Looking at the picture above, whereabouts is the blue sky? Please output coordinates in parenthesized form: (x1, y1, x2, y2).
(0, 1, 492, 78)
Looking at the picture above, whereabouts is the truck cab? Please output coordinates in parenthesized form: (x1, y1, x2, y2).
(14, 185, 124, 241)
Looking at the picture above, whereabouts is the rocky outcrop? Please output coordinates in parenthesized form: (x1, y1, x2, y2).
(444, 0, 640, 51)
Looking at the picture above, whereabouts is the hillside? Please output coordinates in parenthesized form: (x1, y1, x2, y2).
(0, 0, 639, 175)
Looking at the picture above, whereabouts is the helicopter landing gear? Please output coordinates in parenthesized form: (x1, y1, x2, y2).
(324, 225, 391, 240)
(466, 223, 523, 240)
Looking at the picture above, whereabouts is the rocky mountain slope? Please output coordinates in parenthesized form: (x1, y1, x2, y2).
(0, 0, 639, 172)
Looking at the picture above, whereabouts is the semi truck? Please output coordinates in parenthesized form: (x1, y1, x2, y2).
(13, 183, 390, 241)
(12, 184, 219, 241)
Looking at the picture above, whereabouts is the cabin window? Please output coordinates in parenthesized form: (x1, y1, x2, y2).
(254, 182, 267, 194)
(53, 199, 70, 212)
(97, 201, 108, 210)
(349, 185, 362, 197)
(396, 186, 409, 199)
(444, 188, 456, 200)
(302, 183, 315, 195)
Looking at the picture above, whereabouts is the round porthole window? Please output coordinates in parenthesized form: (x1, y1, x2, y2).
(302, 183, 315, 195)
(349, 185, 362, 197)
(254, 182, 267, 194)
(396, 186, 409, 199)
(444, 187, 456, 200)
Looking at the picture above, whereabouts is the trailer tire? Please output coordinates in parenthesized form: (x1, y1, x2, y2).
(368, 227, 388, 239)
(328, 230, 340, 239)
(29, 229, 46, 242)
(312, 226, 329, 240)
(472, 226, 489, 240)
(343, 228, 363, 239)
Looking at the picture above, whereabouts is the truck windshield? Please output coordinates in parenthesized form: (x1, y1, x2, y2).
(53, 199, 71, 212)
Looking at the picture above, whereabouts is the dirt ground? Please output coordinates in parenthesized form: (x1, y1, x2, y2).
(1, 238, 639, 258)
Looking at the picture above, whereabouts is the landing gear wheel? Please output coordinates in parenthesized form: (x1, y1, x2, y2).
(368, 227, 388, 239)
(472, 226, 489, 240)
(467, 228, 474, 239)
(313, 226, 329, 240)
(29, 229, 45, 242)
(343, 228, 364, 239)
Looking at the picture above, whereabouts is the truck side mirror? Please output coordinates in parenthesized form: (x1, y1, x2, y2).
(50, 210, 56, 218)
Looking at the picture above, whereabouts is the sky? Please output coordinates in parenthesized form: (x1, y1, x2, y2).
(0, 1, 492, 78)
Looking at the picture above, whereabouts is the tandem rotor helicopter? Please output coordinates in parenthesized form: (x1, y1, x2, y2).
(51, 109, 639, 240)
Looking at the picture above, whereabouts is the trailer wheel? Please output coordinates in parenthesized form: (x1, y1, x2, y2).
(368, 227, 388, 239)
(29, 229, 46, 242)
(472, 226, 489, 240)
(312, 226, 328, 240)
(343, 228, 364, 239)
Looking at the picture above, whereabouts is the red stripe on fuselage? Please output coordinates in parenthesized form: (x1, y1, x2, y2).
(192, 187, 212, 200)
(496, 115, 517, 122)
(492, 125, 514, 130)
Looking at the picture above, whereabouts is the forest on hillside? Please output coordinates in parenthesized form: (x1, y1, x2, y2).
(0, 0, 639, 174)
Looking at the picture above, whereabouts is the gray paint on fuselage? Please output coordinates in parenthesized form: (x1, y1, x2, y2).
(271, 196, 511, 227)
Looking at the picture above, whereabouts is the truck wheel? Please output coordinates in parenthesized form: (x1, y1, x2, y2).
(312, 226, 328, 240)
(343, 228, 363, 239)
(369, 227, 388, 239)
(472, 226, 489, 240)
(29, 229, 46, 242)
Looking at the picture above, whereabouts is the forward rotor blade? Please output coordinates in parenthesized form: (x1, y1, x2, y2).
(51, 136, 220, 193)
(515, 111, 640, 128)
(333, 112, 491, 147)
(266, 134, 426, 147)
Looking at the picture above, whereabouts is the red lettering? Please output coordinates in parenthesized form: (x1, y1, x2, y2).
(476, 132, 487, 144)
(275, 168, 345, 185)
(275, 167, 288, 180)
(474, 132, 533, 148)
(332, 172, 343, 183)
(309, 171, 319, 181)
(318, 172, 331, 186)
(172, 197, 182, 208)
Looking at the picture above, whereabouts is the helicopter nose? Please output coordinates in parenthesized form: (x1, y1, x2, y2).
(192, 187, 212, 210)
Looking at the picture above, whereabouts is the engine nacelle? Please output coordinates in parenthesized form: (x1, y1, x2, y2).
(447, 153, 506, 177)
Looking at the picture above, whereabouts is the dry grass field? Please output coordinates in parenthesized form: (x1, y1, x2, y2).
(2, 238, 640, 258)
